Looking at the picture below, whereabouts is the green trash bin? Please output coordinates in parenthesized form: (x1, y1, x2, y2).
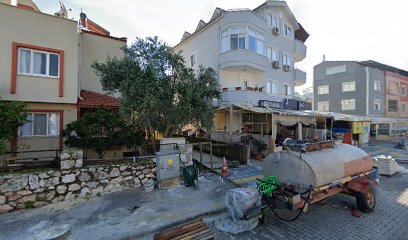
(183, 164, 198, 188)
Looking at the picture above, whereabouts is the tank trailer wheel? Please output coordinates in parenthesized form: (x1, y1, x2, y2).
(355, 186, 376, 213)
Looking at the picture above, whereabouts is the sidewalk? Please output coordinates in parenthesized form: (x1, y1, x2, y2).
(0, 173, 236, 240)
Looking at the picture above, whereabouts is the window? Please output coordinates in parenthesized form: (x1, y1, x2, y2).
(19, 112, 60, 137)
(189, 52, 197, 67)
(326, 65, 346, 75)
(374, 99, 381, 111)
(317, 101, 329, 112)
(248, 28, 265, 55)
(230, 33, 246, 50)
(374, 81, 381, 91)
(267, 13, 279, 29)
(266, 81, 278, 95)
(388, 100, 398, 112)
(342, 81, 356, 92)
(318, 85, 329, 95)
(401, 86, 406, 96)
(283, 53, 291, 67)
(18, 48, 59, 78)
(341, 99, 356, 110)
(401, 103, 407, 113)
(284, 84, 293, 96)
(221, 30, 228, 53)
(267, 46, 278, 61)
(283, 23, 292, 38)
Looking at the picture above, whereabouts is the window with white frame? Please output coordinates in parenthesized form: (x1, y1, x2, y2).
(284, 84, 293, 96)
(283, 23, 292, 39)
(267, 46, 278, 62)
(189, 52, 197, 67)
(401, 86, 406, 96)
(266, 81, 278, 95)
(341, 99, 356, 110)
(221, 30, 229, 53)
(318, 85, 329, 95)
(248, 28, 265, 55)
(342, 81, 356, 92)
(326, 65, 346, 75)
(401, 102, 406, 113)
(317, 101, 329, 112)
(18, 48, 59, 78)
(283, 53, 291, 67)
(374, 99, 381, 111)
(19, 112, 60, 137)
(374, 80, 381, 91)
(267, 13, 279, 29)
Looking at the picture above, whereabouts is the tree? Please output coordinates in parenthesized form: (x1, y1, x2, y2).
(63, 107, 145, 159)
(0, 97, 28, 153)
(92, 36, 220, 142)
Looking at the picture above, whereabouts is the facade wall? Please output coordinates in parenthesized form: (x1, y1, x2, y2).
(80, 32, 126, 94)
(314, 61, 367, 115)
(0, 3, 79, 104)
(16, 102, 77, 150)
(400, 76, 408, 117)
(367, 67, 385, 116)
(385, 73, 401, 117)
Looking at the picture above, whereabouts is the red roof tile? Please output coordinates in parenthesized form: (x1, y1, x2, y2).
(78, 90, 121, 108)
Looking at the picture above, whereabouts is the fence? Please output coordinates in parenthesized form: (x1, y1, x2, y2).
(0, 149, 61, 171)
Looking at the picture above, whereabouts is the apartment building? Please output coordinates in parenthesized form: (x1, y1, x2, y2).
(0, 0, 126, 151)
(174, 1, 311, 137)
(314, 60, 408, 139)
(174, 1, 308, 106)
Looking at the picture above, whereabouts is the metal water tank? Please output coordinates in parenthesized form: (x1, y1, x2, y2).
(262, 144, 373, 188)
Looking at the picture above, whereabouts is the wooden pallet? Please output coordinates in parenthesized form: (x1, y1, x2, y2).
(154, 219, 216, 240)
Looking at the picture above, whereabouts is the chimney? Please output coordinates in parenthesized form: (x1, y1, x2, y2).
(79, 12, 88, 30)
(11, 0, 18, 6)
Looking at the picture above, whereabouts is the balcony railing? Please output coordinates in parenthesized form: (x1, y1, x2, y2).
(294, 68, 307, 86)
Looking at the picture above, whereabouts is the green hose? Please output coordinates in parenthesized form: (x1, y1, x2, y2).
(257, 176, 280, 197)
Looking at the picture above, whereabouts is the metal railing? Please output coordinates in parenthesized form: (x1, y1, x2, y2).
(0, 149, 61, 171)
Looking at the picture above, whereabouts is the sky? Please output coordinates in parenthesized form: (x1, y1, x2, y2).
(34, 0, 407, 93)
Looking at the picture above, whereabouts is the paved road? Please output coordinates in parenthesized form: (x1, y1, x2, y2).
(211, 173, 408, 240)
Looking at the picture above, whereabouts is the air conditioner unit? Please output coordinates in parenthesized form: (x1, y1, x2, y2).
(272, 61, 280, 69)
(272, 27, 280, 35)
(283, 65, 290, 72)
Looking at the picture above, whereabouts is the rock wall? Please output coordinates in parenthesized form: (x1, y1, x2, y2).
(0, 163, 155, 214)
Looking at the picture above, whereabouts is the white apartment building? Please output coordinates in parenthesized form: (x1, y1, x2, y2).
(174, 1, 309, 111)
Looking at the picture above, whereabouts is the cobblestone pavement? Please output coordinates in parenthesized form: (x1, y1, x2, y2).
(210, 173, 408, 240)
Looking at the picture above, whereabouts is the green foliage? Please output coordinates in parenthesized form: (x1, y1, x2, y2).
(63, 107, 145, 159)
(0, 97, 28, 153)
(92, 36, 220, 139)
(240, 135, 267, 153)
(24, 201, 34, 209)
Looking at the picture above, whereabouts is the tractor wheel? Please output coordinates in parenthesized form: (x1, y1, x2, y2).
(355, 186, 376, 213)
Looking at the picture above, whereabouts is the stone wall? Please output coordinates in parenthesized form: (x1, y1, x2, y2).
(0, 162, 156, 214)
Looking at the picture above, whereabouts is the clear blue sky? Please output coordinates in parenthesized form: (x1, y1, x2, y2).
(34, 0, 408, 92)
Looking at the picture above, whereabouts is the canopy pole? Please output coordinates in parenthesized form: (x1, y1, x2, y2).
(229, 105, 233, 135)
(330, 117, 334, 147)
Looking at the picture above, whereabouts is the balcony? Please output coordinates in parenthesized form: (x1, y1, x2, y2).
(220, 50, 267, 72)
(294, 68, 306, 86)
(220, 89, 282, 106)
(294, 40, 307, 62)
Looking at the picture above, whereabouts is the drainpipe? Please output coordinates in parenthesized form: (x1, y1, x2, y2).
(365, 67, 370, 116)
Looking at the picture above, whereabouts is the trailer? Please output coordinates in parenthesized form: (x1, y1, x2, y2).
(246, 142, 378, 221)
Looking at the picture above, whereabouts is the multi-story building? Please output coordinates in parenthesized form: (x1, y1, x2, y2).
(0, 0, 126, 151)
(174, 1, 312, 140)
(314, 60, 408, 139)
(174, 1, 308, 108)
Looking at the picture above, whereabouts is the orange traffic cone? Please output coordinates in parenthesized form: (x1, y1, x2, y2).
(221, 157, 228, 177)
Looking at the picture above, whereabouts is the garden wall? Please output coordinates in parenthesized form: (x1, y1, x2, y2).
(0, 150, 156, 214)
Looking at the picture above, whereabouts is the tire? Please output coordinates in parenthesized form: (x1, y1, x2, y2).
(355, 186, 376, 213)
